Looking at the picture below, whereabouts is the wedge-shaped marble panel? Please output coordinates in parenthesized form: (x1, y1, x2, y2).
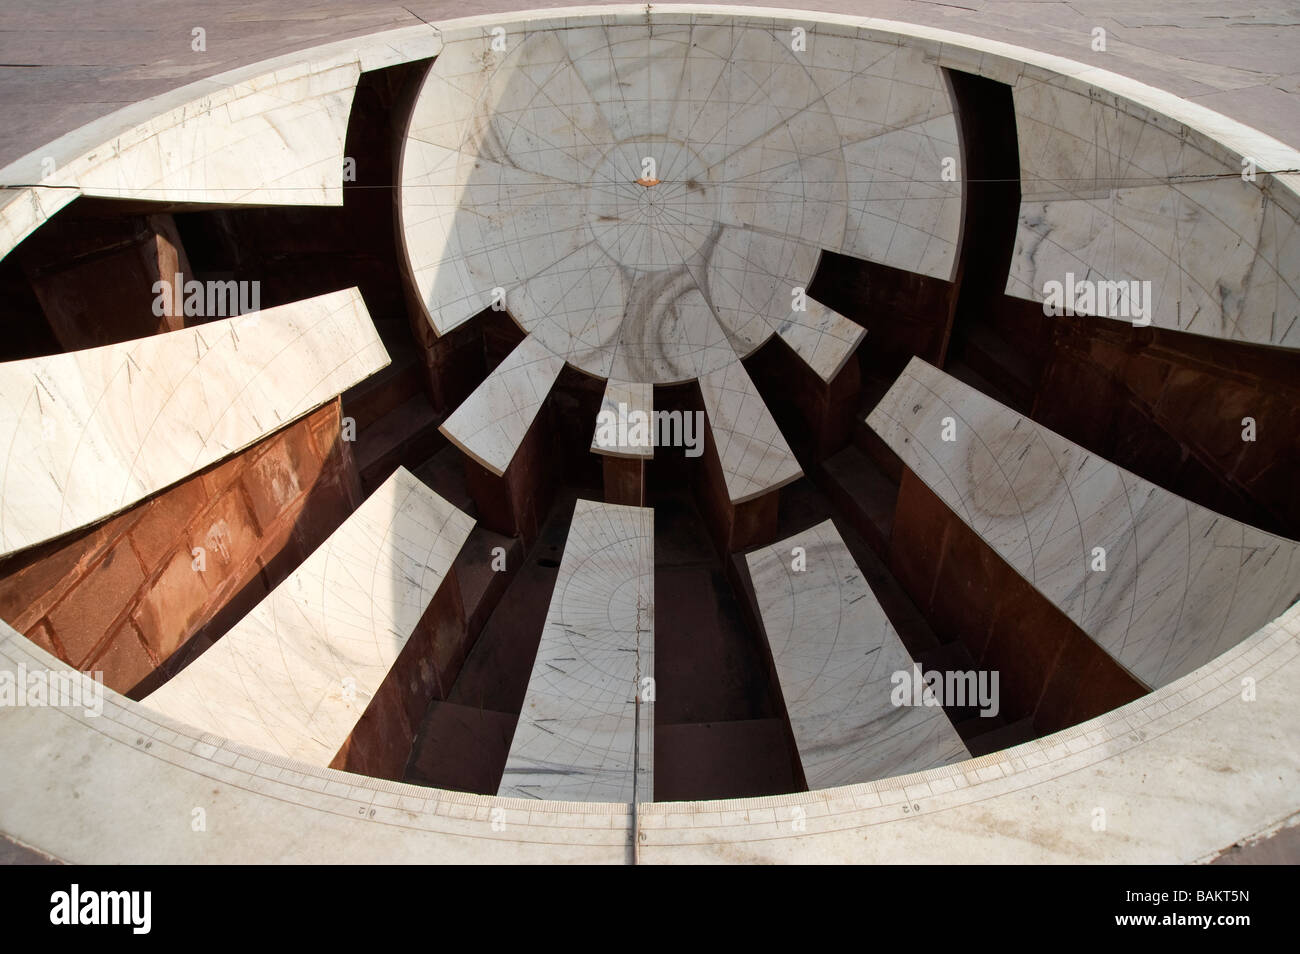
(591, 380, 653, 459)
(706, 230, 820, 357)
(438, 334, 565, 476)
(69, 62, 357, 206)
(698, 355, 802, 505)
(0, 287, 387, 557)
(501, 498, 653, 803)
(1, 25, 445, 261)
(398, 20, 960, 385)
(701, 230, 862, 380)
(606, 279, 736, 385)
(142, 467, 474, 764)
(868, 357, 1300, 686)
(776, 298, 865, 383)
(1007, 77, 1300, 348)
(0, 62, 357, 261)
(747, 519, 968, 788)
(400, 139, 599, 336)
(802, 36, 961, 280)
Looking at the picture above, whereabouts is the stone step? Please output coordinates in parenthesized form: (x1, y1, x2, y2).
(453, 525, 522, 642)
(949, 322, 1035, 409)
(654, 719, 799, 801)
(405, 699, 518, 795)
(355, 392, 445, 492)
(341, 348, 424, 431)
(442, 494, 576, 714)
(821, 442, 897, 554)
(410, 443, 475, 515)
(852, 373, 903, 479)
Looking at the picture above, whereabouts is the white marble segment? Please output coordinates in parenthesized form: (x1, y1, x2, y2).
(143, 468, 474, 765)
(1, 590, 1297, 864)
(512, 239, 626, 380)
(398, 17, 961, 385)
(4, 65, 358, 235)
(747, 519, 968, 788)
(868, 357, 1300, 687)
(0, 25, 444, 260)
(438, 333, 565, 476)
(707, 223, 865, 379)
(838, 116, 963, 281)
(697, 353, 803, 504)
(399, 139, 598, 335)
(692, 33, 848, 249)
(591, 380, 654, 459)
(706, 229, 818, 356)
(501, 498, 653, 803)
(0, 287, 387, 557)
(68, 63, 357, 206)
(776, 298, 865, 383)
(1015, 80, 1227, 200)
(801, 36, 961, 278)
(1007, 70, 1300, 347)
(607, 279, 736, 385)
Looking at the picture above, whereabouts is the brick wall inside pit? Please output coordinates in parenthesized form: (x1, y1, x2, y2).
(0, 399, 361, 696)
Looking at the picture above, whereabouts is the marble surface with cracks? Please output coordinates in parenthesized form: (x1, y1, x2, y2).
(869, 357, 1300, 687)
(1005, 75, 1300, 348)
(0, 287, 388, 558)
(747, 519, 968, 789)
(398, 17, 949, 387)
(0, 25, 445, 262)
(500, 498, 654, 803)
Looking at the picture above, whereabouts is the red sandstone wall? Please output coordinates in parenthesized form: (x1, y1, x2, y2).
(330, 571, 468, 780)
(463, 407, 557, 547)
(1032, 318, 1300, 539)
(16, 210, 193, 351)
(0, 399, 361, 695)
(806, 252, 958, 382)
(743, 336, 861, 461)
(694, 398, 780, 556)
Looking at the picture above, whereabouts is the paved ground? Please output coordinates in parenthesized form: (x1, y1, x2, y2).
(1211, 813, 1300, 864)
(0, 1, 1296, 171)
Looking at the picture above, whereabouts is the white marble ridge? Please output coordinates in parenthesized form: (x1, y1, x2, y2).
(438, 334, 566, 476)
(776, 298, 866, 384)
(698, 354, 803, 504)
(747, 519, 968, 788)
(0, 25, 445, 261)
(1006, 75, 1300, 348)
(0, 287, 388, 557)
(500, 498, 654, 803)
(0, 65, 356, 251)
(0, 593, 1296, 863)
(868, 357, 1300, 687)
(398, 17, 958, 386)
(591, 380, 654, 458)
(143, 467, 475, 766)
